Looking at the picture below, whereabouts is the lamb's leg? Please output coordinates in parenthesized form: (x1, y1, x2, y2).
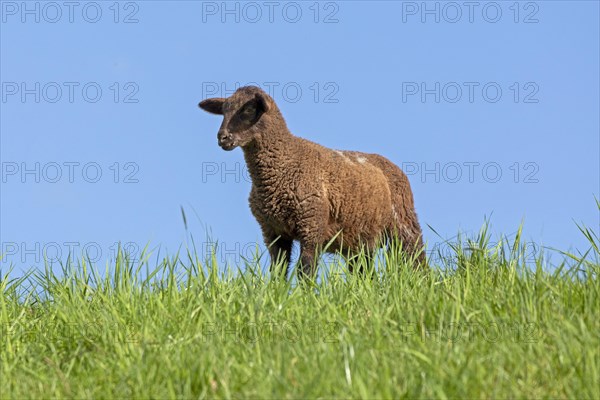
(298, 243, 318, 279)
(401, 229, 426, 269)
(404, 243, 426, 269)
(349, 252, 375, 276)
(389, 228, 427, 269)
(266, 235, 293, 277)
(295, 198, 329, 279)
(412, 234, 427, 268)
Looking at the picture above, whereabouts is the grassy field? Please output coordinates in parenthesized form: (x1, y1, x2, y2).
(1, 223, 598, 399)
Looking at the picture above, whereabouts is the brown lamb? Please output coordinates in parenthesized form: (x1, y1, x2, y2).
(198, 85, 425, 277)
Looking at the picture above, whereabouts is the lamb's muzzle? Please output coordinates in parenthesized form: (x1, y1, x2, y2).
(217, 129, 236, 150)
(198, 85, 426, 278)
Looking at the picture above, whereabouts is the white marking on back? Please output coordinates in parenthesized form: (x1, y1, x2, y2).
(335, 150, 353, 163)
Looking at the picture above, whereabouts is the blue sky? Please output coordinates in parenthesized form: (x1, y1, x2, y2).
(1, 1, 599, 274)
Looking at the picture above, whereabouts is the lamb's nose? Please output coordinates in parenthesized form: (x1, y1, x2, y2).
(218, 132, 231, 144)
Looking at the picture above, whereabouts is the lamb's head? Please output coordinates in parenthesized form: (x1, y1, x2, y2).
(198, 86, 273, 151)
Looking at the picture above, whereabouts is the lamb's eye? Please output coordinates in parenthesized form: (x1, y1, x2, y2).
(242, 105, 256, 115)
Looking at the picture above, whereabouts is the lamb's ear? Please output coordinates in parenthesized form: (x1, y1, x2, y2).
(198, 98, 225, 115)
(254, 93, 270, 114)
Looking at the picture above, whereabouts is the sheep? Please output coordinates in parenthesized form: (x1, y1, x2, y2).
(198, 85, 425, 278)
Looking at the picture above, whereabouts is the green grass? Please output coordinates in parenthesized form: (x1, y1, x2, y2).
(1, 223, 598, 399)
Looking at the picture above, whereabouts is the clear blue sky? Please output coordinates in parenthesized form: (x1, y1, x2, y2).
(1, 1, 599, 275)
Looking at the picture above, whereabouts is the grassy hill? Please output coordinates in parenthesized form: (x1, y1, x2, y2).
(1, 223, 598, 399)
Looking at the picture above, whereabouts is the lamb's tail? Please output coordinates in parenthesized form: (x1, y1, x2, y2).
(365, 154, 426, 268)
